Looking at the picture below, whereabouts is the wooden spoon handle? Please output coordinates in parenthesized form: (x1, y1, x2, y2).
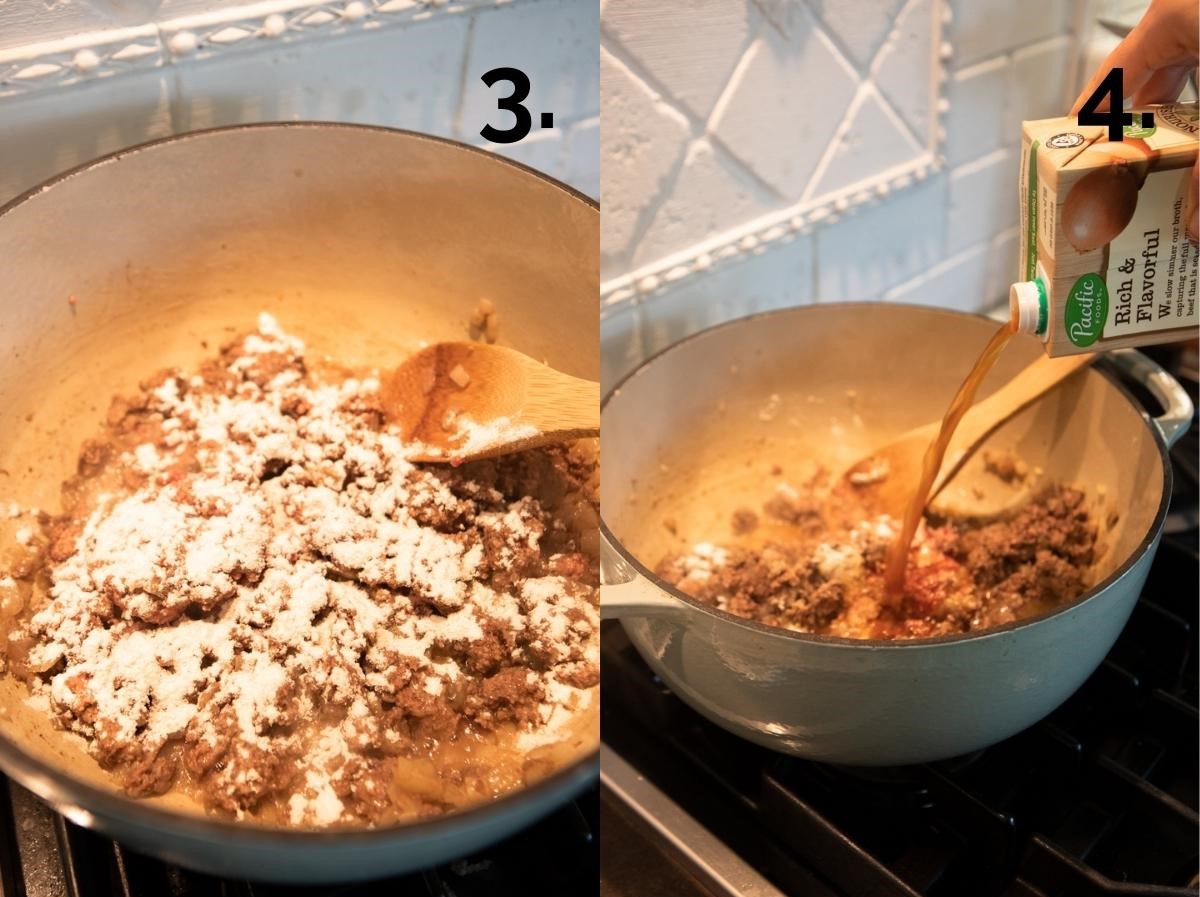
(932, 352, 1095, 495)
(521, 365, 600, 433)
(957, 353, 1095, 445)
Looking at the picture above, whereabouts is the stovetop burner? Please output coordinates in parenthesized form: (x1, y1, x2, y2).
(0, 781, 598, 896)
(600, 338, 1200, 897)
(601, 530, 1199, 897)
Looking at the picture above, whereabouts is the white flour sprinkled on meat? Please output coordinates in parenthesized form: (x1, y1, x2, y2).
(2, 314, 598, 827)
(410, 415, 540, 461)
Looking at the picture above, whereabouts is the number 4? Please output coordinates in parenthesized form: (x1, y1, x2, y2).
(1077, 68, 1143, 141)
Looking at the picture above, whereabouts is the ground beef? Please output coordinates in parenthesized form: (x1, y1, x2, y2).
(77, 439, 111, 475)
(435, 616, 520, 678)
(763, 490, 820, 525)
(731, 508, 758, 535)
(659, 483, 1098, 640)
(659, 544, 848, 632)
(556, 661, 600, 690)
(948, 486, 1095, 584)
(45, 522, 81, 563)
(466, 666, 544, 727)
(119, 744, 178, 797)
(390, 683, 461, 744)
(334, 756, 396, 821)
(1, 315, 598, 828)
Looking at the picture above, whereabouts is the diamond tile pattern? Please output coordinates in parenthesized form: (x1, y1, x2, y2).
(807, 84, 922, 199)
(712, 8, 859, 200)
(633, 137, 778, 266)
(603, 0, 754, 120)
(600, 46, 691, 266)
(601, 0, 1091, 382)
(873, 0, 936, 142)
(601, 0, 943, 281)
(806, 0, 909, 68)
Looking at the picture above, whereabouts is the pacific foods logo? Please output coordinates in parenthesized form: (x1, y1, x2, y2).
(1047, 132, 1085, 148)
(1065, 273, 1108, 347)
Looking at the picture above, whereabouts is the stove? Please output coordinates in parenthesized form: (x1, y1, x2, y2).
(0, 781, 598, 896)
(600, 346, 1200, 897)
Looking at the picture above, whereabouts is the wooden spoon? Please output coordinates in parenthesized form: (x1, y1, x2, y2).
(837, 352, 1096, 518)
(380, 343, 599, 464)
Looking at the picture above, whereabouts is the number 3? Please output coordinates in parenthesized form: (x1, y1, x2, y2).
(481, 68, 532, 144)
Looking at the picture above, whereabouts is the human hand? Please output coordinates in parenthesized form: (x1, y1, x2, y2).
(1070, 0, 1198, 242)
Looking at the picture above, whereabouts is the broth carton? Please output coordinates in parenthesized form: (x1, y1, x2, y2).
(1010, 102, 1198, 355)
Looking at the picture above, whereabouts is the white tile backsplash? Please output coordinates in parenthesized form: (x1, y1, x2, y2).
(806, 84, 924, 201)
(601, 229, 816, 384)
(0, 0, 600, 206)
(604, 0, 1100, 344)
(814, 173, 949, 302)
(985, 226, 1021, 303)
(1006, 35, 1073, 139)
(943, 56, 1008, 167)
(632, 137, 778, 268)
(948, 0, 1072, 68)
(601, 0, 946, 305)
(805, 0, 910, 71)
(0, 68, 173, 202)
(599, 45, 690, 270)
(0, 24, 166, 99)
(883, 243, 990, 310)
(658, 232, 814, 322)
(946, 148, 1017, 254)
(709, 14, 860, 202)
(169, 17, 470, 133)
(602, 0, 753, 122)
(871, 0, 937, 143)
(0, 1, 138, 52)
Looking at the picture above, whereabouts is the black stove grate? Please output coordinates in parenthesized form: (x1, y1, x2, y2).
(0, 781, 598, 897)
(601, 531, 1200, 897)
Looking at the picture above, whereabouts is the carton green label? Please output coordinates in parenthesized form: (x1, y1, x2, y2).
(1025, 140, 1038, 281)
(1123, 112, 1156, 139)
(1065, 273, 1108, 347)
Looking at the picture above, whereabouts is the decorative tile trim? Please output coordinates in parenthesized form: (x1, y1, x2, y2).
(603, 149, 945, 307)
(0, 0, 508, 99)
(156, 0, 491, 63)
(0, 26, 165, 98)
(601, 0, 953, 309)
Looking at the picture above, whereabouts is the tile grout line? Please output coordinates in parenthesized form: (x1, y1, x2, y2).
(702, 17, 792, 206)
(596, 33, 692, 274)
(450, 9, 478, 141)
(865, 0, 935, 153)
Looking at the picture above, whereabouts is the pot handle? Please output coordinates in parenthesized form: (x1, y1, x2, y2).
(1107, 348, 1194, 448)
(600, 527, 688, 620)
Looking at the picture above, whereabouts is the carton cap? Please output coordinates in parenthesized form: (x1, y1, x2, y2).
(1011, 279, 1048, 336)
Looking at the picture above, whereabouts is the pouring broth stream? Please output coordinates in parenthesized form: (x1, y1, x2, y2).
(883, 320, 1018, 598)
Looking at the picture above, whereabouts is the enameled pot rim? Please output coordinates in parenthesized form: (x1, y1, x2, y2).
(0, 122, 599, 844)
(600, 302, 1174, 651)
(0, 120, 599, 221)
